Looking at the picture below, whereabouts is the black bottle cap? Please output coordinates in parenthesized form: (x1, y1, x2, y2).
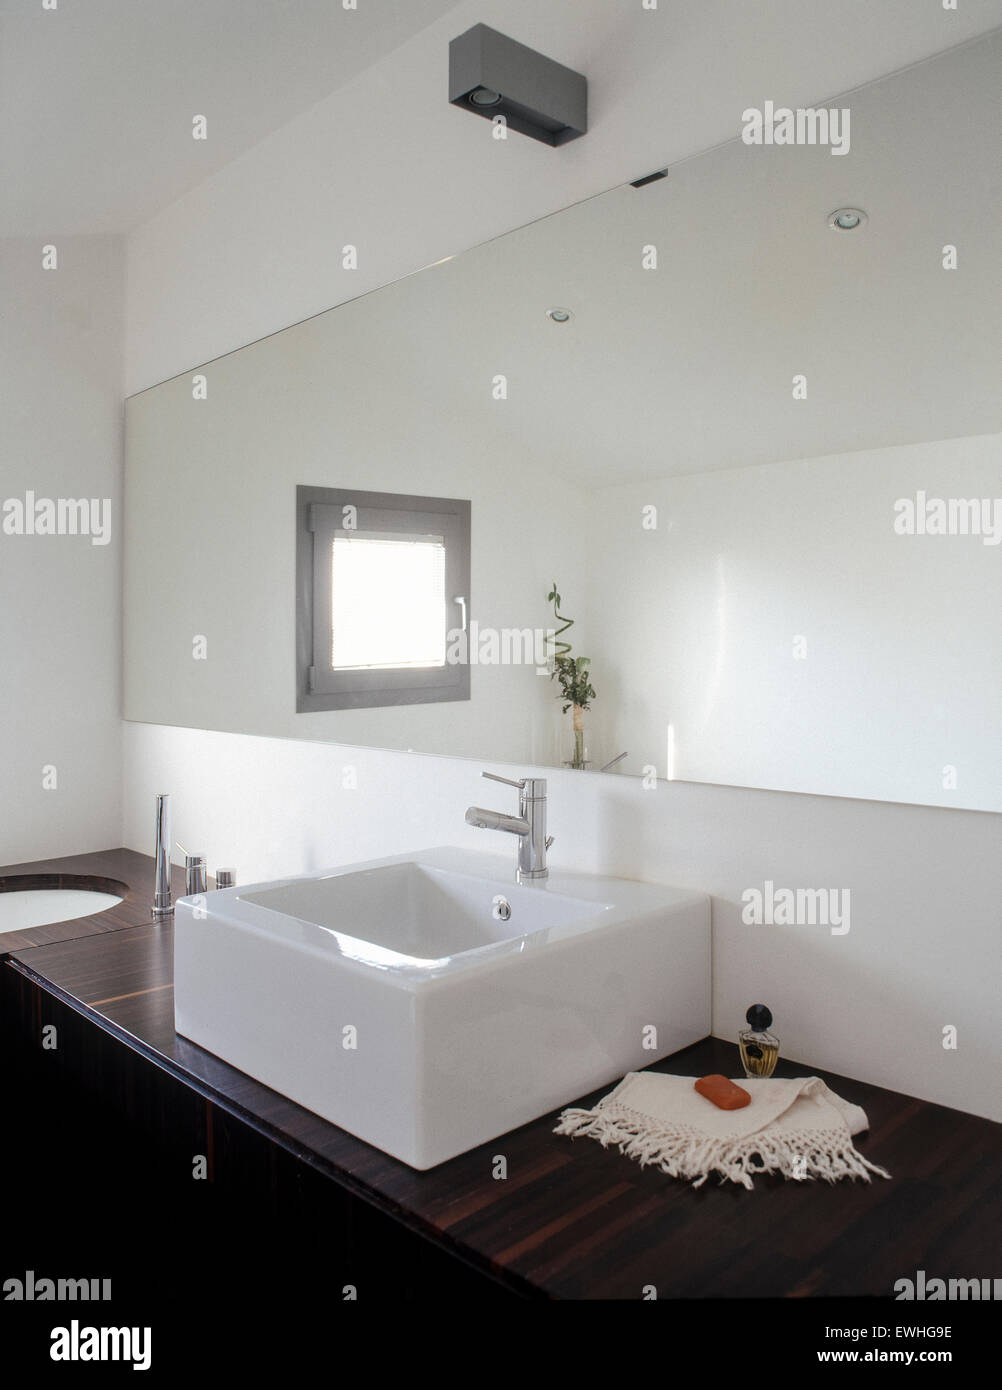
(746, 1004, 772, 1030)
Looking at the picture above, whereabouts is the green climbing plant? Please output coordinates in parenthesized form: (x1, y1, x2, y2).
(546, 582, 596, 714)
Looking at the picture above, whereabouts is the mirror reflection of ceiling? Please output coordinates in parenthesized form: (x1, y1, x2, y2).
(406, 32, 1001, 487)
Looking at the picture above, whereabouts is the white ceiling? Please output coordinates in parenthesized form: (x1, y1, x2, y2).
(108, 21, 1002, 484)
(390, 31, 1002, 483)
(0, 0, 461, 235)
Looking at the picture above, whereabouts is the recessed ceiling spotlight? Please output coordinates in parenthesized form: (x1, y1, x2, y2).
(546, 307, 573, 323)
(828, 207, 868, 232)
(468, 85, 503, 107)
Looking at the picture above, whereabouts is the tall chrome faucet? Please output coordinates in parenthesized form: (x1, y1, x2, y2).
(151, 793, 173, 921)
(465, 772, 554, 881)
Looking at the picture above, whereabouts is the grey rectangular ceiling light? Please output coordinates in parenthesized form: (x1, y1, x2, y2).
(449, 24, 587, 147)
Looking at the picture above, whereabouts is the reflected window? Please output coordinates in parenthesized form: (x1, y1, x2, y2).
(330, 533, 447, 671)
(296, 485, 470, 712)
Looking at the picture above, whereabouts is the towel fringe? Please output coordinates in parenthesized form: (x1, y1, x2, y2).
(554, 1099, 892, 1190)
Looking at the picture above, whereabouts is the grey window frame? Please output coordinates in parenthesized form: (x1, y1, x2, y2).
(296, 484, 471, 713)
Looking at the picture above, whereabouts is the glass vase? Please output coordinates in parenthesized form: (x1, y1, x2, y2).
(569, 705, 587, 770)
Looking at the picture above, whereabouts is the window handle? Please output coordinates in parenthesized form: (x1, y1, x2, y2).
(454, 595, 467, 631)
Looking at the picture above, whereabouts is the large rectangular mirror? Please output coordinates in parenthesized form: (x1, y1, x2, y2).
(124, 34, 1002, 812)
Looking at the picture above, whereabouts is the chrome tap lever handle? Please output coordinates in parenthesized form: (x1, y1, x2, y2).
(481, 771, 526, 790)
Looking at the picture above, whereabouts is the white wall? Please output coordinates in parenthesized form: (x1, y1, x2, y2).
(585, 432, 1002, 813)
(0, 236, 124, 864)
(120, 0, 1002, 1123)
(122, 721, 1002, 1123)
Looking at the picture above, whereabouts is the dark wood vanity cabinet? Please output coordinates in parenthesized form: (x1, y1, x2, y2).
(2, 851, 1000, 1329)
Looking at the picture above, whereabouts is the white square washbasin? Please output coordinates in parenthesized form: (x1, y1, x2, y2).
(173, 847, 709, 1169)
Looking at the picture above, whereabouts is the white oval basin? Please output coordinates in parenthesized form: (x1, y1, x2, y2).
(0, 888, 122, 933)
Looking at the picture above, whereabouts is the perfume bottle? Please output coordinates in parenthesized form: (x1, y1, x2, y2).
(739, 1004, 780, 1078)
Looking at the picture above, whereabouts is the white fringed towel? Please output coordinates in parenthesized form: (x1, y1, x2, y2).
(554, 1072, 891, 1189)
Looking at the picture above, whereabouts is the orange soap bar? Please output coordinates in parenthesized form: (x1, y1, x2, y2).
(694, 1074, 751, 1110)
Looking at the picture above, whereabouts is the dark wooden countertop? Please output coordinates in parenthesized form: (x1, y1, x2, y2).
(0, 846, 187, 953)
(4, 847, 1001, 1299)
